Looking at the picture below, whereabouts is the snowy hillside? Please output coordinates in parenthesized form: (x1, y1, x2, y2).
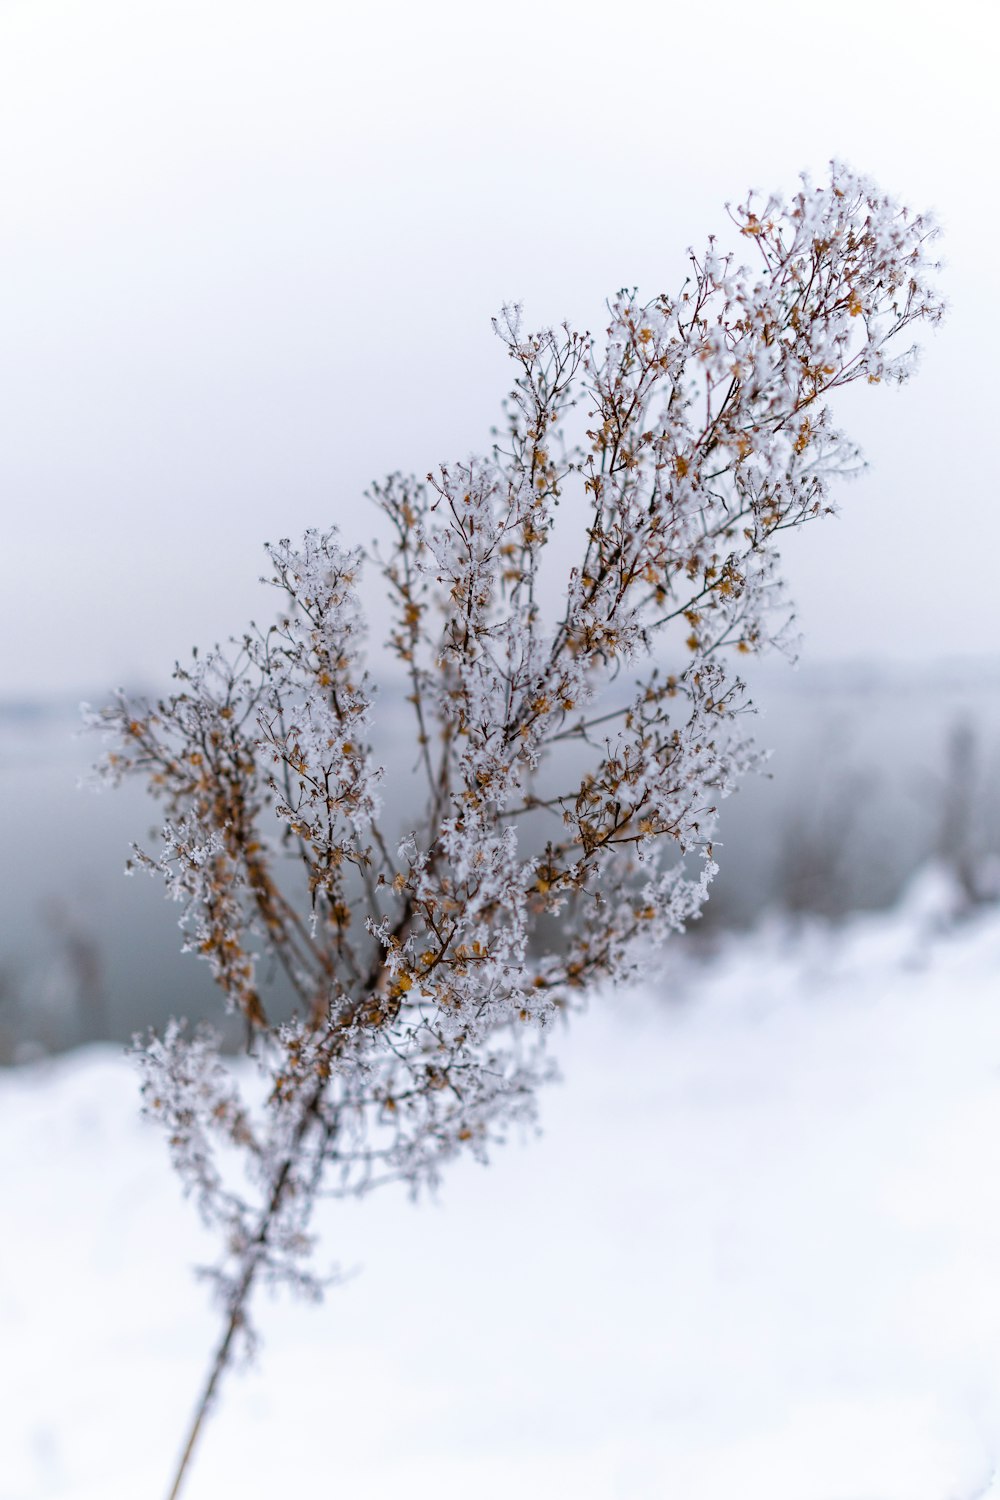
(4, 873, 1000, 1500)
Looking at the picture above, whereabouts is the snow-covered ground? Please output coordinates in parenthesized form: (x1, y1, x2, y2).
(5, 871, 1000, 1500)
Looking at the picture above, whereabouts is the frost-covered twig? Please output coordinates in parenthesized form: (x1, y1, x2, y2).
(88, 163, 942, 1499)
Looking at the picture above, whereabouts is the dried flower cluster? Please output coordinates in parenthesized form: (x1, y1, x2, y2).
(89, 163, 941, 1496)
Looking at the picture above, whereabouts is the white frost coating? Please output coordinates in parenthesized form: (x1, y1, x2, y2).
(89, 163, 942, 1360)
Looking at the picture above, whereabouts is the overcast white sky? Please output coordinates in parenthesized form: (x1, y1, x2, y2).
(1, 0, 997, 698)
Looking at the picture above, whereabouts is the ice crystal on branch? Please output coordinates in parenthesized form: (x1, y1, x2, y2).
(90, 163, 941, 1496)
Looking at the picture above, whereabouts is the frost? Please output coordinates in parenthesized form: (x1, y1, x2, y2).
(89, 162, 942, 1489)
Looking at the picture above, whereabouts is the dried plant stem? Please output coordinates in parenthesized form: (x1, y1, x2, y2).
(164, 907, 417, 1500)
(85, 165, 943, 1500)
(165, 1084, 324, 1500)
(165, 1297, 242, 1500)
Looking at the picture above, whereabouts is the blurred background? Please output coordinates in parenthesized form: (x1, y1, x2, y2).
(1, 0, 997, 1058)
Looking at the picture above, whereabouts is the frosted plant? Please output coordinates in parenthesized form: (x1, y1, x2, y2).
(89, 163, 941, 1498)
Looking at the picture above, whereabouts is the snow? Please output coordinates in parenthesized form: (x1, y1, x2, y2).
(5, 872, 1000, 1500)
